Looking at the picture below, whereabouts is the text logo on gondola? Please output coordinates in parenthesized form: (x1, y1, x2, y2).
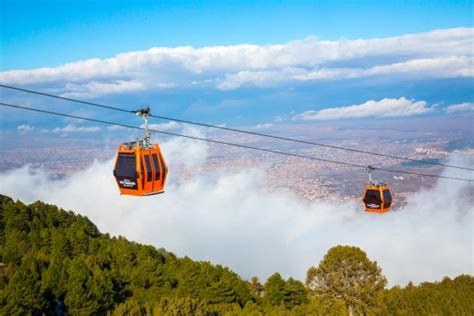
(367, 203, 380, 208)
(119, 179, 137, 188)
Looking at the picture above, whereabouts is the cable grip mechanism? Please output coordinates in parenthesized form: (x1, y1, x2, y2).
(136, 106, 151, 148)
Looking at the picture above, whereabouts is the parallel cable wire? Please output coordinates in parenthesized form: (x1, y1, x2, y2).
(1, 102, 473, 182)
(0, 84, 135, 114)
(1, 84, 472, 172)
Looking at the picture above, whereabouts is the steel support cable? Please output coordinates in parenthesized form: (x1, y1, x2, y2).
(1, 102, 473, 182)
(1, 83, 472, 172)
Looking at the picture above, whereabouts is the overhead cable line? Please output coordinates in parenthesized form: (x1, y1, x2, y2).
(1, 102, 473, 182)
(1, 83, 473, 172)
(0, 84, 134, 114)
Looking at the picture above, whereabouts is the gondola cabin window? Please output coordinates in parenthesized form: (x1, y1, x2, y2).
(383, 189, 392, 208)
(115, 154, 137, 178)
(152, 153, 161, 180)
(364, 190, 382, 209)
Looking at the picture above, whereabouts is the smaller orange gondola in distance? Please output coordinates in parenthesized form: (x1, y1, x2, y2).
(362, 166, 392, 213)
(113, 107, 168, 196)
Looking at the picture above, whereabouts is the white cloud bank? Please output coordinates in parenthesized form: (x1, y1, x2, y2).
(216, 56, 473, 90)
(294, 97, 433, 120)
(0, 28, 472, 96)
(0, 135, 472, 287)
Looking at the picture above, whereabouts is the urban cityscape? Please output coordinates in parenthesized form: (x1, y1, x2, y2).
(2, 117, 472, 208)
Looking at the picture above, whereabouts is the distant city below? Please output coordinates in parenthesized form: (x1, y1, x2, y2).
(2, 118, 472, 209)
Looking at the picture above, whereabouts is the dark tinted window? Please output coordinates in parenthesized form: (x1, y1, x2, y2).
(144, 155, 152, 182)
(383, 190, 392, 208)
(364, 190, 382, 209)
(152, 154, 161, 180)
(159, 153, 167, 178)
(115, 154, 137, 178)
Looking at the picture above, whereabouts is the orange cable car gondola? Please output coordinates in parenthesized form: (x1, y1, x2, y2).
(113, 107, 168, 196)
(363, 166, 392, 213)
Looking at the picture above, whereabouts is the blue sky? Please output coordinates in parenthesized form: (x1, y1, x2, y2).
(0, 0, 473, 132)
(1, 0, 473, 70)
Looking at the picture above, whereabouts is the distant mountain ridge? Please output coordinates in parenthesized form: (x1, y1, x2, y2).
(0, 195, 472, 315)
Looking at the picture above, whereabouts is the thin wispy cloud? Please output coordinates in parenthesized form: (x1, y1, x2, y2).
(0, 28, 472, 97)
(445, 102, 474, 114)
(107, 125, 131, 131)
(293, 97, 434, 121)
(61, 80, 148, 98)
(255, 123, 274, 129)
(145, 121, 181, 131)
(53, 124, 101, 133)
(16, 124, 35, 134)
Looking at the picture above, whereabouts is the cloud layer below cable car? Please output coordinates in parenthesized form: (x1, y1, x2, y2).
(0, 133, 472, 287)
(0, 28, 472, 98)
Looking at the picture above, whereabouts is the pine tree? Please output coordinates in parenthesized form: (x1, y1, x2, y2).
(249, 276, 264, 298)
(264, 273, 287, 306)
(284, 277, 308, 309)
(306, 245, 386, 315)
(1, 254, 48, 314)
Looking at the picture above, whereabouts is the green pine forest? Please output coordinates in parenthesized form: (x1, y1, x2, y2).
(1, 195, 473, 315)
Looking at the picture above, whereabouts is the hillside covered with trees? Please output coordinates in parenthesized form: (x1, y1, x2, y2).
(0, 195, 473, 315)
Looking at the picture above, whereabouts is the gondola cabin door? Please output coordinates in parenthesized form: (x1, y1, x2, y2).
(141, 151, 154, 193)
(150, 151, 167, 193)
